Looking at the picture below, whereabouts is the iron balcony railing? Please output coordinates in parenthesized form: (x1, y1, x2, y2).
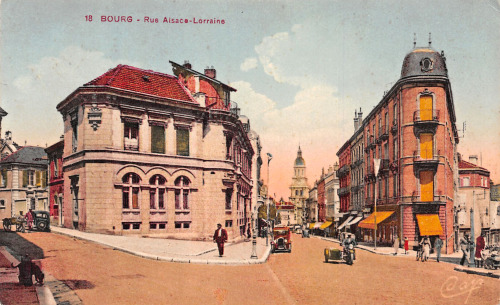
(413, 109, 440, 122)
(206, 97, 240, 116)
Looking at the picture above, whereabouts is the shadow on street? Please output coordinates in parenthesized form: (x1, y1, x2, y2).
(0, 231, 45, 260)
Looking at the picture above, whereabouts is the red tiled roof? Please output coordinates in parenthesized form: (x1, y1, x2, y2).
(459, 160, 489, 172)
(84, 65, 195, 103)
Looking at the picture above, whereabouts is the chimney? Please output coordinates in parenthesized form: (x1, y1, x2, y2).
(469, 155, 478, 165)
(353, 110, 359, 131)
(204, 66, 216, 79)
(5, 131, 12, 145)
(358, 107, 363, 122)
(183, 60, 192, 69)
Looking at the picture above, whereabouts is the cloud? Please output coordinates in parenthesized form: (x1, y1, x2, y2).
(4, 46, 139, 146)
(240, 57, 258, 71)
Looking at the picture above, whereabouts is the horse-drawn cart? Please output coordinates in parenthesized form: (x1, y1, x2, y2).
(2, 217, 26, 232)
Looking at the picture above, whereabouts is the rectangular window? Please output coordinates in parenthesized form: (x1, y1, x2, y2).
(0, 200, 5, 209)
(150, 223, 157, 229)
(123, 189, 130, 209)
(420, 134, 433, 159)
(175, 190, 180, 209)
(132, 188, 139, 209)
(71, 121, 78, 153)
(420, 95, 433, 121)
(183, 190, 189, 209)
(225, 220, 233, 227)
(183, 223, 190, 229)
(28, 171, 35, 186)
(159, 223, 166, 229)
(150, 190, 156, 209)
(462, 177, 470, 187)
(1, 169, 7, 187)
(54, 159, 59, 178)
(176, 128, 190, 156)
(420, 171, 434, 202)
(42, 171, 47, 188)
(124, 122, 139, 151)
(158, 189, 165, 209)
(123, 223, 131, 230)
(132, 223, 140, 230)
(175, 223, 181, 229)
(36, 171, 41, 187)
(151, 125, 165, 154)
(225, 189, 232, 210)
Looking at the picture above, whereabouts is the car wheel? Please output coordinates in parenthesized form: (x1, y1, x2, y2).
(37, 221, 48, 231)
(3, 220, 11, 231)
(325, 256, 329, 263)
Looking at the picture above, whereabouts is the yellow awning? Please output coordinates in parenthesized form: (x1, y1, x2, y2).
(309, 223, 315, 229)
(358, 211, 395, 230)
(320, 221, 333, 230)
(416, 214, 443, 236)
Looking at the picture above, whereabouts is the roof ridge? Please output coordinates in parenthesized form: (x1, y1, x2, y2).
(120, 65, 178, 79)
(107, 64, 124, 85)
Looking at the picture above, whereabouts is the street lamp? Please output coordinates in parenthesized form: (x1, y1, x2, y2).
(266, 152, 273, 246)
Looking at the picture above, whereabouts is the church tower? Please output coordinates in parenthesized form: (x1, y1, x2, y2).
(289, 146, 309, 224)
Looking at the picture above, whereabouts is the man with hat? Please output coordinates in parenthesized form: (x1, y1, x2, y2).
(213, 223, 228, 257)
(459, 233, 474, 266)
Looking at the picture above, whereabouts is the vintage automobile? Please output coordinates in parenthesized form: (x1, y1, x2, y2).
(3, 211, 50, 232)
(32, 211, 51, 232)
(271, 227, 292, 253)
(483, 246, 500, 270)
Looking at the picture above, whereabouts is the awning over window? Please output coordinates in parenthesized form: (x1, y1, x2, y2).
(314, 222, 323, 229)
(337, 216, 354, 230)
(320, 221, 333, 230)
(416, 214, 443, 236)
(358, 211, 395, 230)
(309, 223, 315, 229)
(347, 216, 363, 226)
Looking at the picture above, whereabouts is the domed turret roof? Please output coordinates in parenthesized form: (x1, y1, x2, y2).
(295, 146, 305, 167)
(400, 47, 447, 79)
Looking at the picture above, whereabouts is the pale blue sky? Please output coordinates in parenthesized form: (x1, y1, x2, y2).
(1, 0, 499, 197)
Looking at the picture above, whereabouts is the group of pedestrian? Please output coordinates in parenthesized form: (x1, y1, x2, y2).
(459, 233, 486, 267)
(393, 235, 444, 262)
(17, 209, 35, 230)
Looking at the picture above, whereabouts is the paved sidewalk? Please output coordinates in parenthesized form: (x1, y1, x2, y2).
(51, 226, 272, 265)
(0, 246, 56, 305)
(318, 235, 500, 279)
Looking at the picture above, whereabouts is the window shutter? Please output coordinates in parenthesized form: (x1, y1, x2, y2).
(176, 128, 190, 156)
(36, 171, 41, 187)
(151, 125, 165, 154)
(23, 170, 28, 187)
(42, 171, 47, 188)
(420, 95, 433, 121)
(420, 171, 434, 202)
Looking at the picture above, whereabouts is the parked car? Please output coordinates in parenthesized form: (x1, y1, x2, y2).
(32, 211, 51, 232)
(271, 227, 292, 253)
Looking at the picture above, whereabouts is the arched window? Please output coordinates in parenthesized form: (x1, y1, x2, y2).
(122, 173, 141, 209)
(175, 176, 191, 210)
(149, 175, 166, 210)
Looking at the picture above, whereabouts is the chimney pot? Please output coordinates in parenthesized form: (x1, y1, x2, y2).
(183, 60, 192, 69)
(204, 67, 216, 79)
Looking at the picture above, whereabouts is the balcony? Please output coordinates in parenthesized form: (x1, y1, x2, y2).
(365, 135, 376, 152)
(364, 165, 375, 182)
(207, 97, 240, 117)
(379, 159, 390, 175)
(413, 110, 440, 137)
(378, 125, 389, 142)
(354, 159, 363, 167)
(338, 186, 351, 197)
(411, 190, 446, 204)
(391, 119, 398, 135)
(413, 150, 440, 173)
(337, 165, 350, 178)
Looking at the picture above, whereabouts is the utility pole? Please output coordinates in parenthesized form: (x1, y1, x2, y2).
(266, 153, 273, 246)
(374, 159, 381, 250)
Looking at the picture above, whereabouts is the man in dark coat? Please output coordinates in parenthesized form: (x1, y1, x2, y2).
(434, 237, 443, 262)
(213, 223, 228, 257)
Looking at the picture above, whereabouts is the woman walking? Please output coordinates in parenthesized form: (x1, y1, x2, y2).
(404, 237, 409, 255)
(419, 236, 431, 262)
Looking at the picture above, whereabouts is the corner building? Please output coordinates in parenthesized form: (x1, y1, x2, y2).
(56, 62, 254, 240)
(340, 43, 459, 253)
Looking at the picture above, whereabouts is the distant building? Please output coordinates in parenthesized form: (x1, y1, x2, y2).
(45, 139, 64, 226)
(289, 146, 309, 224)
(0, 146, 48, 220)
(276, 199, 296, 226)
(489, 184, 500, 245)
(456, 155, 493, 244)
(56, 62, 254, 240)
(306, 182, 318, 223)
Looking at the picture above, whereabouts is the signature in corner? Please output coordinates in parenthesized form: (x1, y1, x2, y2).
(440, 276, 484, 304)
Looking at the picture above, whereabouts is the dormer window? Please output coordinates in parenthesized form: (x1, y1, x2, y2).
(421, 58, 433, 72)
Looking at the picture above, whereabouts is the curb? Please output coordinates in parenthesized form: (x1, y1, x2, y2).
(453, 266, 500, 279)
(52, 229, 272, 266)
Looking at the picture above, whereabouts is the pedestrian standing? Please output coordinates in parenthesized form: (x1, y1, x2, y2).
(434, 237, 443, 262)
(475, 233, 485, 268)
(419, 235, 431, 262)
(25, 209, 34, 230)
(393, 236, 399, 256)
(459, 234, 473, 266)
(404, 237, 409, 255)
(213, 223, 228, 257)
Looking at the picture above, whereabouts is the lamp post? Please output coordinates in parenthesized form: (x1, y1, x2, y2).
(373, 159, 381, 250)
(266, 153, 273, 246)
(251, 212, 258, 259)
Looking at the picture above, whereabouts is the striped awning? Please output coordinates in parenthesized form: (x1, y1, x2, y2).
(347, 216, 363, 226)
(320, 221, 333, 230)
(337, 216, 353, 230)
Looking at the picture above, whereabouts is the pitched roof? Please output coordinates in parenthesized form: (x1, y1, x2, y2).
(84, 65, 196, 103)
(459, 160, 489, 172)
(0, 146, 48, 165)
(0, 106, 7, 116)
